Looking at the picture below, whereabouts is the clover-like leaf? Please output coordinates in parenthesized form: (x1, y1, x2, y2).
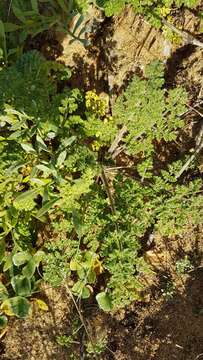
(2, 297, 30, 318)
(12, 251, 32, 267)
(11, 275, 31, 297)
(96, 292, 113, 312)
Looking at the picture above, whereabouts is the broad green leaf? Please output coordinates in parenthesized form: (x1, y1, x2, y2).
(0, 239, 5, 264)
(87, 270, 96, 284)
(36, 134, 49, 152)
(11, 276, 31, 297)
(77, 267, 85, 279)
(12, 6, 26, 23)
(1, 300, 14, 316)
(4, 23, 21, 32)
(72, 209, 83, 239)
(35, 198, 59, 219)
(22, 258, 36, 278)
(2, 297, 30, 318)
(72, 281, 83, 294)
(70, 259, 81, 271)
(31, 0, 39, 12)
(12, 251, 32, 266)
(33, 250, 44, 266)
(0, 283, 8, 302)
(36, 164, 53, 175)
(0, 315, 7, 328)
(56, 150, 67, 167)
(62, 136, 76, 147)
(96, 292, 113, 312)
(0, 21, 5, 40)
(3, 254, 13, 272)
(14, 188, 39, 203)
(30, 178, 50, 186)
(21, 143, 36, 154)
(8, 206, 18, 219)
(75, 284, 90, 299)
(46, 132, 56, 139)
(81, 286, 91, 299)
(72, 281, 91, 299)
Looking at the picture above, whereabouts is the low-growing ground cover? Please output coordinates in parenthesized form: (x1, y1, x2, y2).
(0, 1, 202, 359)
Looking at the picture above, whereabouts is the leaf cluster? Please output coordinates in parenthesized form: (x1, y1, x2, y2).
(0, 51, 202, 315)
(0, 0, 89, 61)
(96, 0, 199, 26)
(0, 249, 44, 323)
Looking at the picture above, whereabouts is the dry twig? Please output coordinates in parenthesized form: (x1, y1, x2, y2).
(108, 125, 127, 155)
(100, 166, 116, 215)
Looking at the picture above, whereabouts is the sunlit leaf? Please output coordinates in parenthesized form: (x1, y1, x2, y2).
(0, 283, 8, 302)
(2, 297, 30, 318)
(11, 275, 31, 297)
(14, 188, 39, 204)
(71, 280, 91, 299)
(21, 143, 36, 154)
(22, 259, 36, 278)
(56, 150, 67, 168)
(12, 252, 32, 267)
(34, 298, 49, 311)
(33, 250, 44, 266)
(70, 259, 80, 271)
(36, 198, 59, 219)
(36, 134, 49, 152)
(96, 292, 113, 312)
(3, 255, 13, 272)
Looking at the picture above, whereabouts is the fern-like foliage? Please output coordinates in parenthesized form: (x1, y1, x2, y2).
(0, 52, 202, 312)
(113, 61, 187, 158)
(97, 0, 199, 23)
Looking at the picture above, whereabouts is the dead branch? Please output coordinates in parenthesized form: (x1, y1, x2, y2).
(100, 166, 116, 215)
(108, 125, 128, 155)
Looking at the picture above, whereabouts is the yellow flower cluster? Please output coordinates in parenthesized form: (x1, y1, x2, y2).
(85, 90, 107, 117)
(157, 5, 171, 17)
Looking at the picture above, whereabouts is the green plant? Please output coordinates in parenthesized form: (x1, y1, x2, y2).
(161, 279, 175, 299)
(0, 0, 89, 61)
(56, 334, 78, 348)
(113, 61, 187, 157)
(0, 51, 202, 316)
(96, 0, 199, 27)
(176, 256, 193, 274)
(86, 335, 108, 356)
(56, 315, 81, 358)
(0, 250, 44, 320)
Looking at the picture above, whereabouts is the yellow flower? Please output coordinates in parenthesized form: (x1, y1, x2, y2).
(85, 90, 107, 117)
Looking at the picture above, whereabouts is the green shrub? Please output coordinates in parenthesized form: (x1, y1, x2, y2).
(0, 52, 202, 315)
(113, 61, 187, 157)
(96, 0, 199, 26)
(0, 250, 44, 322)
(0, 0, 89, 61)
